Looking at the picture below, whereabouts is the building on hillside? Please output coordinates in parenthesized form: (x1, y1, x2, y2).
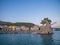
(20, 26, 29, 32)
(0, 25, 3, 30)
(2, 25, 8, 31)
(31, 25, 39, 31)
(15, 26, 21, 31)
(8, 25, 16, 31)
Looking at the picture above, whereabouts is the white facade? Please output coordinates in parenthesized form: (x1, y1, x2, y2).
(15, 26, 21, 30)
(20, 26, 29, 31)
(31, 26, 39, 31)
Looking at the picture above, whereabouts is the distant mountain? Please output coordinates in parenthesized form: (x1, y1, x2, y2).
(52, 22, 60, 28)
(0, 21, 12, 25)
(0, 21, 35, 27)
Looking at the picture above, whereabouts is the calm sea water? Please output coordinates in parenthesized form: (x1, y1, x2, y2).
(0, 30, 60, 45)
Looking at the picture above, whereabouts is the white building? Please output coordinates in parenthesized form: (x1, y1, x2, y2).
(20, 26, 29, 31)
(31, 26, 39, 31)
(15, 26, 21, 30)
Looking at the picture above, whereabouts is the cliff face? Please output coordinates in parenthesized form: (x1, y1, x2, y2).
(39, 21, 52, 34)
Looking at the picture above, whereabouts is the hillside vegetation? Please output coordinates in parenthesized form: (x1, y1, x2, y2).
(0, 21, 35, 27)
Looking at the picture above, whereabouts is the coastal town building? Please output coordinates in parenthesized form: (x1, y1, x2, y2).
(20, 26, 29, 32)
(15, 26, 21, 31)
(31, 25, 39, 32)
(8, 25, 16, 31)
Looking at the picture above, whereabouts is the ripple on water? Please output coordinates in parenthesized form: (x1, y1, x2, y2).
(0, 30, 60, 45)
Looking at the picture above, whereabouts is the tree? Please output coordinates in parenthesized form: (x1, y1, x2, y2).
(40, 18, 52, 25)
(44, 18, 51, 24)
(40, 20, 46, 25)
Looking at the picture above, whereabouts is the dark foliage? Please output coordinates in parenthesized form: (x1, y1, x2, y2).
(0, 21, 35, 27)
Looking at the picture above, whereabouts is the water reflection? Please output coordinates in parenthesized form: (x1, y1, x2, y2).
(41, 34, 55, 45)
(0, 30, 60, 45)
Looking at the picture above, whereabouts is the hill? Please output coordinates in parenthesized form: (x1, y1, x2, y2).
(0, 21, 35, 27)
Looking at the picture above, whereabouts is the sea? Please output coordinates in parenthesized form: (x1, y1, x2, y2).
(0, 29, 60, 45)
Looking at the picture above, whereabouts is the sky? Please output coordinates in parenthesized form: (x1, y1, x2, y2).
(0, 0, 60, 25)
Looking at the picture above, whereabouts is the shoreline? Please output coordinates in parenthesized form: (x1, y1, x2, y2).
(0, 29, 53, 34)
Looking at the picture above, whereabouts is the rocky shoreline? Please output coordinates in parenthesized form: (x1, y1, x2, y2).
(0, 28, 53, 34)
